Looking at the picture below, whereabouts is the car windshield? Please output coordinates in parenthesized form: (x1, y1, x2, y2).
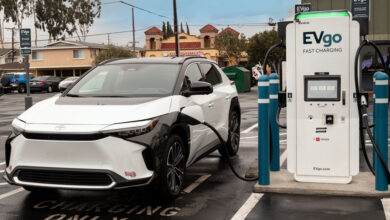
(67, 63, 180, 97)
(64, 77, 78, 82)
(3, 73, 14, 78)
(34, 76, 50, 81)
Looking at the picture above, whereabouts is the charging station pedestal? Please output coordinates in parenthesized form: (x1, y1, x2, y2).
(286, 11, 360, 184)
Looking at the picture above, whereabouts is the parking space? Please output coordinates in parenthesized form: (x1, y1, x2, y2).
(0, 88, 389, 219)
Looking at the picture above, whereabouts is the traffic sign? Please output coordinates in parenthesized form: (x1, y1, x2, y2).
(351, 0, 369, 18)
(295, 4, 312, 14)
(20, 48, 32, 55)
(19, 28, 31, 48)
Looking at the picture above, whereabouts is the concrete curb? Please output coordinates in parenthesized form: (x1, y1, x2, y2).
(248, 160, 390, 198)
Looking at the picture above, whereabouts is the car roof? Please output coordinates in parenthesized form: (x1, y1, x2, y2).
(100, 57, 213, 65)
(4, 72, 34, 75)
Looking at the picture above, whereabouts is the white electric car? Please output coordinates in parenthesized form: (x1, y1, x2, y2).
(4, 57, 240, 199)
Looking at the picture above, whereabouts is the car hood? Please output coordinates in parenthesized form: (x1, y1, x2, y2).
(18, 96, 173, 126)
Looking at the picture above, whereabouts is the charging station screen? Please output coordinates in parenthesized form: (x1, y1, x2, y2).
(304, 76, 340, 101)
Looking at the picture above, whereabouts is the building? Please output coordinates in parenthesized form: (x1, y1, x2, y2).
(144, 24, 247, 66)
(29, 41, 105, 77)
(301, 0, 390, 91)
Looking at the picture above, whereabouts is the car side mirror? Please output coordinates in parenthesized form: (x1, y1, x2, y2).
(182, 81, 213, 97)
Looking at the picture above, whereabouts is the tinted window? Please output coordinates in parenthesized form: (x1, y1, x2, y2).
(182, 63, 203, 91)
(34, 76, 50, 81)
(68, 64, 180, 97)
(200, 63, 222, 86)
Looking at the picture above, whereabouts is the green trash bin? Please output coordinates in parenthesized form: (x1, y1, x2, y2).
(223, 66, 251, 93)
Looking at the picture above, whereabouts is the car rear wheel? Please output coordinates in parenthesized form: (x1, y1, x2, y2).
(18, 84, 26, 93)
(219, 110, 240, 157)
(160, 134, 186, 200)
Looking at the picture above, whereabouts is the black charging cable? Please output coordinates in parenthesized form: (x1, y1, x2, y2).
(354, 39, 390, 181)
(203, 122, 258, 181)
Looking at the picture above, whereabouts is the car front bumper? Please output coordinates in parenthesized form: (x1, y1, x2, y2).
(4, 135, 154, 190)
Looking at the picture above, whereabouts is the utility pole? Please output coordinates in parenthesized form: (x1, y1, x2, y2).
(11, 28, 14, 63)
(120, 1, 137, 58)
(132, 7, 136, 57)
(173, 0, 180, 57)
(107, 33, 110, 45)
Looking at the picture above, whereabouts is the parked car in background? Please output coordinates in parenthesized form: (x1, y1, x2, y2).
(58, 76, 79, 92)
(0, 72, 35, 93)
(250, 64, 264, 87)
(0, 83, 4, 97)
(29, 76, 62, 93)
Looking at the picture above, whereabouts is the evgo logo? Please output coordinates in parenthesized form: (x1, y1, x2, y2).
(303, 31, 342, 47)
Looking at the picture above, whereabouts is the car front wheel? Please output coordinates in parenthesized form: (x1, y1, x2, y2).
(47, 86, 53, 93)
(160, 134, 186, 200)
(18, 84, 26, 93)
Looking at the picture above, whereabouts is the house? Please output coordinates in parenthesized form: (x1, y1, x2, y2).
(144, 24, 247, 67)
(29, 41, 106, 77)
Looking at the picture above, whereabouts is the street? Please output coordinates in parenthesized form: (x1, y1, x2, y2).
(0, 88, 388, 220)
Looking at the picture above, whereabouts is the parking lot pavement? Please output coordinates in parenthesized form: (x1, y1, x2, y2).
(0, 88, 389, 219)
(0, 92, 60, 136)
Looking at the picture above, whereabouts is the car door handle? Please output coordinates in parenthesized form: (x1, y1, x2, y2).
(208, 102, 215, 108)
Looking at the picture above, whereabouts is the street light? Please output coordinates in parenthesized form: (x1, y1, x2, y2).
(119, 1, 136, 58)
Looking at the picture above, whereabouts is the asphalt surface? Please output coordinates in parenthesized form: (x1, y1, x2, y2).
(0, 89, 388, 219)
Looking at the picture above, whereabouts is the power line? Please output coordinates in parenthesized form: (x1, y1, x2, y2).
(6, 26, 154, 44)
(102, 0, 172, 19)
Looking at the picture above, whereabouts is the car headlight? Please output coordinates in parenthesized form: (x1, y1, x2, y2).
(11, 118, 26, 135)
(100, 118, 159, 138)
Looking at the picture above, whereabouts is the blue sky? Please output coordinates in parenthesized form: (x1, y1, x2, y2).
(90, 0, 300, 47)
(4, 0, 300, 47)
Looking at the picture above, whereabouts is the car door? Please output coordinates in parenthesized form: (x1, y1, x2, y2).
(199, 62, 232, 141)
(182, 62, 218, 159)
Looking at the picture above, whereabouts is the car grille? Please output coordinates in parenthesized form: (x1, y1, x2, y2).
(18, 169, 113, 186)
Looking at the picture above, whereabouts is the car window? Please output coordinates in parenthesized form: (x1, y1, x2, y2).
(68, 64, 180, 97)
(182, 63, 203, 91)
(200, 63, 222, 86)
(34, 76, 50, 81)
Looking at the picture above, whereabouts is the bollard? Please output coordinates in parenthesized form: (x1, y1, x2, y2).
(373, 77, 376, 169)
(374, 72, 388, 191)
(258, 75, 270, 185)
(269, 73, 280, 171)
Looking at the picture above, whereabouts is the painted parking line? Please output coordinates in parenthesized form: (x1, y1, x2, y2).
(242, 124, 257, 134)
(0, 182, 8, 186)
(280, 149, 287, 166)
(231, 147, 287, 220)
(183, 174, 211, 194)
(0, 188, 24, 200)
(381, 198, 390, 220)
(240, 136, 257, 140)
(231, 193, 264, 220)
(0, 162, 5, 166)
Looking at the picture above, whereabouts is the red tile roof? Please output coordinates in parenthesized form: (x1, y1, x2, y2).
(161, 42, 201, 50)
(144, 27, 163, 35)
(200, 24, 218, 33)
(220, 27, 240, 35)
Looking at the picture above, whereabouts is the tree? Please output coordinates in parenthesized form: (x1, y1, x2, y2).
(247, 29, 284, 72)
(180, 22, 184, 33)
(214, 31, 247, 66)
(69, 0, 101, 42)
(93, 45, 132, 65)
(162, 21, 167, 39)
(166, 21, 173, 38)
(186, 22, 190, 35)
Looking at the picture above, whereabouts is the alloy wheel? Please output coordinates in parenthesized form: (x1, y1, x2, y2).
(229, 111, 240, 152)
(166, 141, 185, 193)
